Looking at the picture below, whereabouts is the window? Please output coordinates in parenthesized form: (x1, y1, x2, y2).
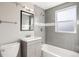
(55, 5, 77, 33)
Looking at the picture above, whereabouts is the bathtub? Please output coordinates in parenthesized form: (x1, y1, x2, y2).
(42, 44, 79, 57)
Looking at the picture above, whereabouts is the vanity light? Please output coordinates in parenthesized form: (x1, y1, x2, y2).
(16, 3, 34, 12)
(25, 6, 30, 10)
(30, 9, 34, 12)
(24, 5, 34, 12)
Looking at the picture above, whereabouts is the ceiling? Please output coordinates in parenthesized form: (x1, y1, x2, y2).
(32, 2, 65, 10)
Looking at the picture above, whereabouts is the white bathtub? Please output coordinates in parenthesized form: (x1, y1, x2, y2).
(42, 44, 79, 57)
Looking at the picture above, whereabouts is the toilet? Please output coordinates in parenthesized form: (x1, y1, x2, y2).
(0, 42, 20, 57)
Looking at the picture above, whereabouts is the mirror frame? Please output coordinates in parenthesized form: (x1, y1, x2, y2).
(20, 10, 34, 31)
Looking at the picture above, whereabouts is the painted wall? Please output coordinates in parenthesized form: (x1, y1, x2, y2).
(45, 2, 79, 52)
(0, 2, 45, 45)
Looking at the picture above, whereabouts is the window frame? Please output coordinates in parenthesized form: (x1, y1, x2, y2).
(55, 5, 77, 33)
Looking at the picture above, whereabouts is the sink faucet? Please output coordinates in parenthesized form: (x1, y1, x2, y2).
(26, 35, 31, 38)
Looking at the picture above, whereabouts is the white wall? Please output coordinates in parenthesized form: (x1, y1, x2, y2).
(0, 2, 45, 45)
(0, 2, 34, 45)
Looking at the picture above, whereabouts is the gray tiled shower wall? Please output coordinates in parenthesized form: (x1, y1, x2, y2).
(45, 2, 79, 52)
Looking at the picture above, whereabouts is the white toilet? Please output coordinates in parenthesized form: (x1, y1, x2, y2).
(0, 42, 20, 57)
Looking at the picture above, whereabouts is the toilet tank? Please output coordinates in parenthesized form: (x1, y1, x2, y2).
(0, 42, 20, 57)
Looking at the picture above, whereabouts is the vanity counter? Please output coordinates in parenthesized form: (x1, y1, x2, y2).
(21, 37, 42, 42)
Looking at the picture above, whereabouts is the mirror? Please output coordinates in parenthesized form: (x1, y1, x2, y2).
(20, 10, 34, 31)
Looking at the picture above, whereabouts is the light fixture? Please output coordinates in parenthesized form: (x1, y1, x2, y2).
(30, 9, 34, 11)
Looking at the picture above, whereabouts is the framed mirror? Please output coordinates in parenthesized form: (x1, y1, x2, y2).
(20, 10, 34, 31)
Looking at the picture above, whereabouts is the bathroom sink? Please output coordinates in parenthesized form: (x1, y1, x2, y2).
(21, 37, 42, 57)
(21, 37, 42, 42)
